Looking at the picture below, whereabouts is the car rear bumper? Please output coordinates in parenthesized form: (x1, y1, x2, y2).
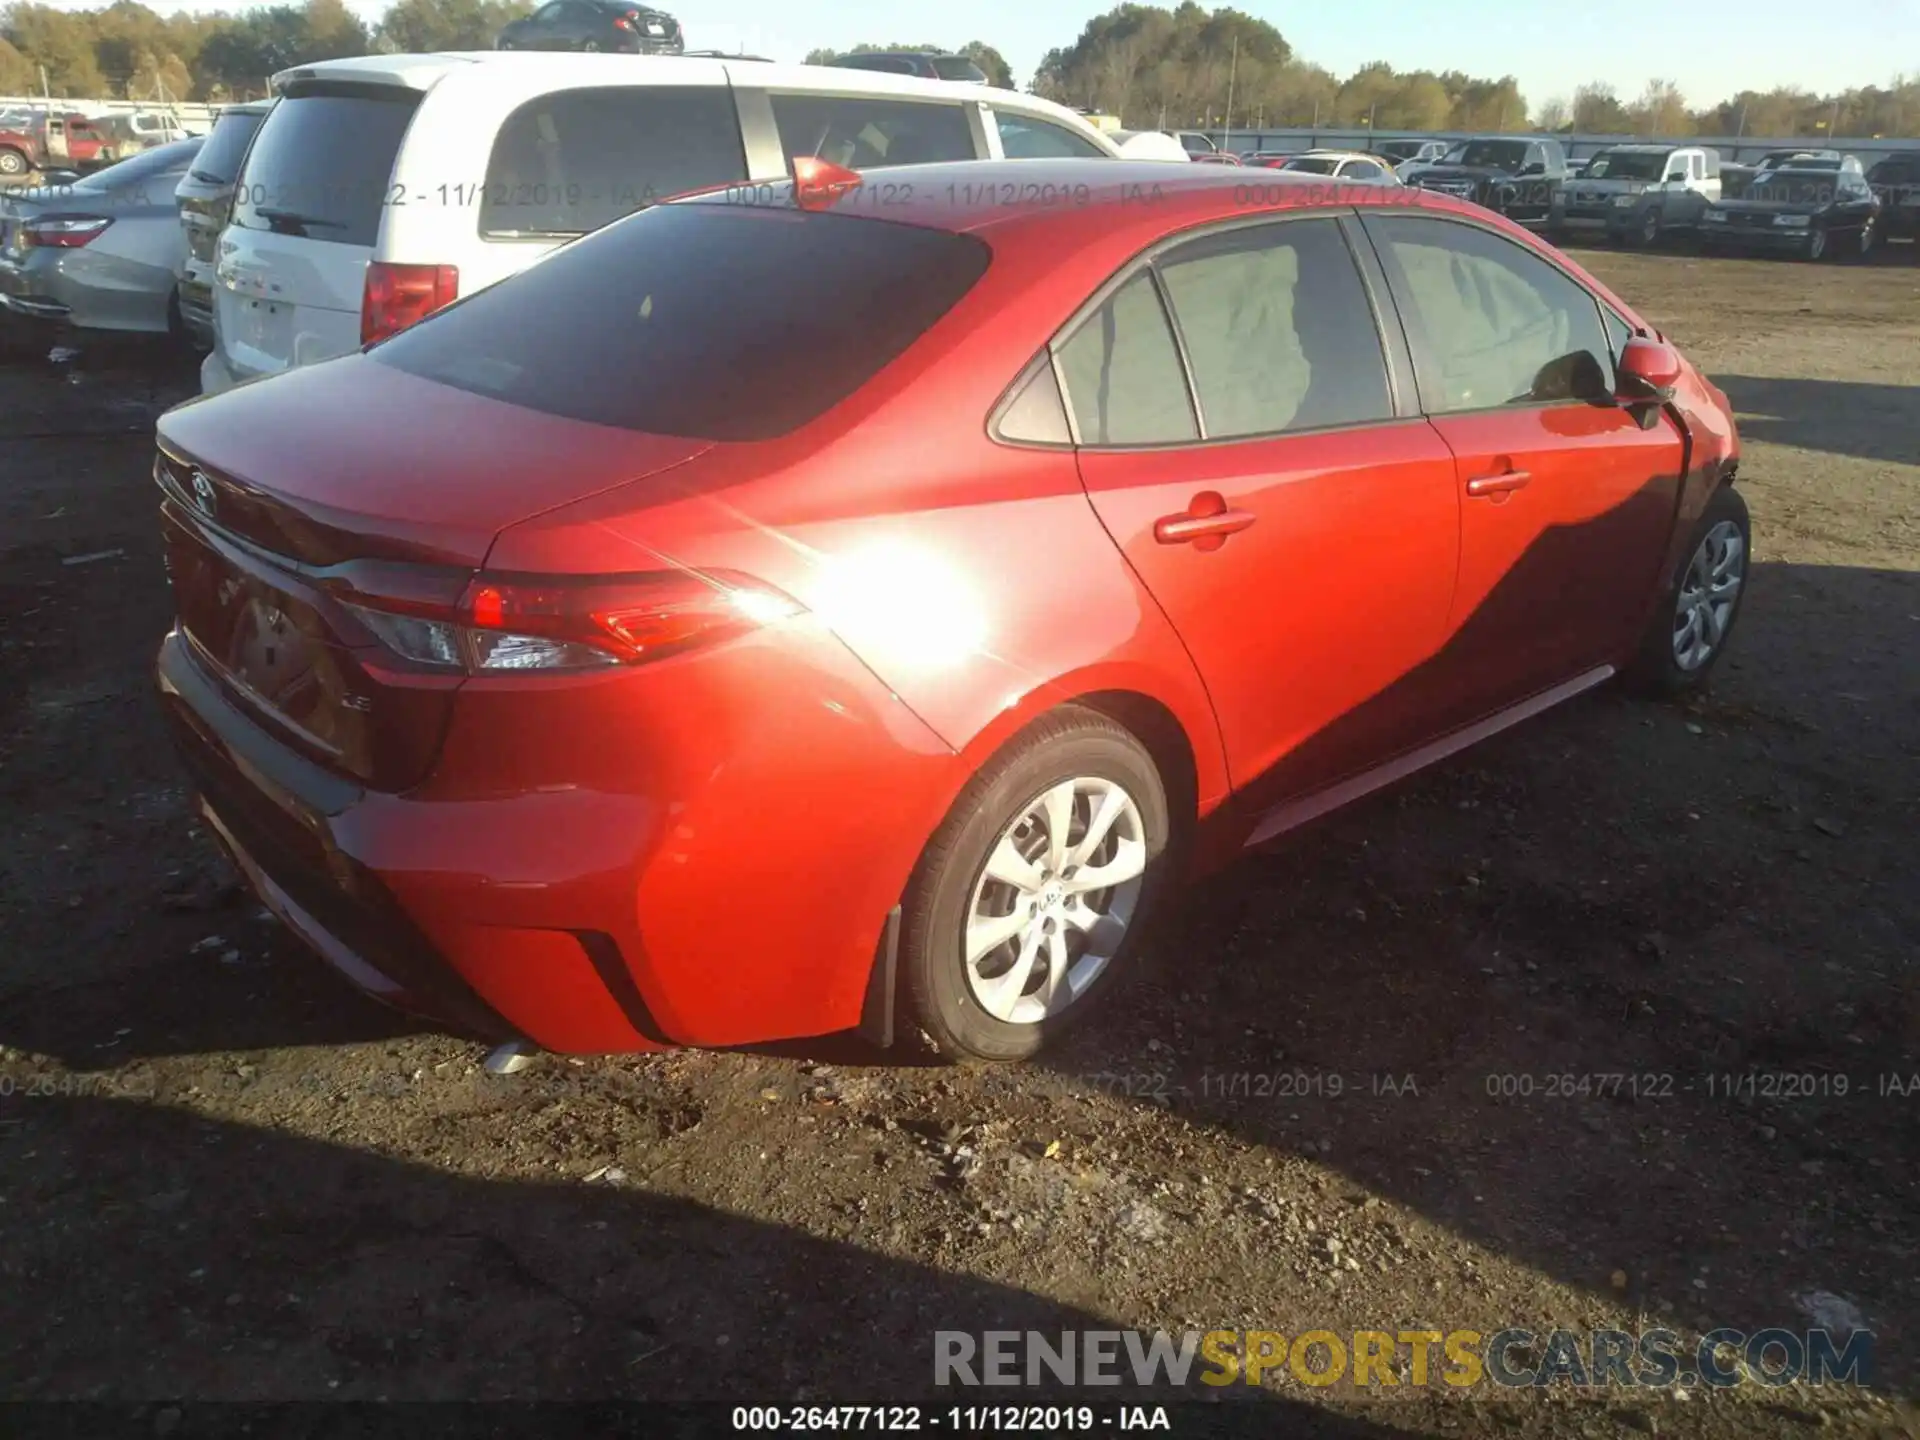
(156, 615, 960, 1054)
(1, 246, 180, 333)
(1699, 224, 1818, 251)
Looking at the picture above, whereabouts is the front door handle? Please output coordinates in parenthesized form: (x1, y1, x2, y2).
(1154, 491, 1256, 549)
(1466, 469, 1532, 498)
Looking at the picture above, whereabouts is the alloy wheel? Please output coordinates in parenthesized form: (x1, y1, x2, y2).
(1672, 520, 1745, 672)
(963, 776, 1147, 1026)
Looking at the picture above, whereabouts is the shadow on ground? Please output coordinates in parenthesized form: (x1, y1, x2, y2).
(1716, 376, 1920, 465)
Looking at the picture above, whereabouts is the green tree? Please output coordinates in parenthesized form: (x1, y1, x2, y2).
(377, 0, 532, 53)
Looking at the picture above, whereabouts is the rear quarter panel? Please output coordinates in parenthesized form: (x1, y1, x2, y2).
(485, 201, 1236, 826)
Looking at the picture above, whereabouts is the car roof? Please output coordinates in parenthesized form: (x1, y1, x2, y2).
(1294, 150, 1386, 162)
(684, 157, 1460, 237)
(272, 50, 1020, 105)
(1598, 143, 1680, 152)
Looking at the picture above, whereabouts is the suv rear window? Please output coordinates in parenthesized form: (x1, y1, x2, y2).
(229, 86, 421, 247)
(369, 203, 991, 441)
(770, 93, 975, 169)
(481, 86, 747, 237)
(930, 56, 988, 82)
(189, 108, 266, 186)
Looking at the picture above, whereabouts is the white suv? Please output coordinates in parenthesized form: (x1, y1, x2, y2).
(201, 52, 1122, 395)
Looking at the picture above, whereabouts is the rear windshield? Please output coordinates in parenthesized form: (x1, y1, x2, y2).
(931, 56, 987, 82)
(481, 86, 746, 237)
(189, 109, 266, 186)
(369, 203, 992, 441)
(230, 86, 421, 247)
(1584, 150, 1670, 181)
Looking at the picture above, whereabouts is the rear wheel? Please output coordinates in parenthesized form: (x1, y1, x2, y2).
(1625, 485, 1751, 699)
(0, 147, 27, 177)
(581, 39, 601, 51)
(902, 707, 1172, 1062)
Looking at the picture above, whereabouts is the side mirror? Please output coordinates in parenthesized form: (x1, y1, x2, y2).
(1616, 337, 1682, 406)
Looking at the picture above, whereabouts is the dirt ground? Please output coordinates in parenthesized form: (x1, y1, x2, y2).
(1, 243, 1916, 1437)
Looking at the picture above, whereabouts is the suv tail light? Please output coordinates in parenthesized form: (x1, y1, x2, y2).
(361, 262, 459, 346)
(613, 13, 636, 27)
(333, 567, 804, 673)
(22, 214, 112, 248)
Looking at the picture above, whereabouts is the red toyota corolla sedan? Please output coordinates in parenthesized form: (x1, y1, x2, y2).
(152, 160, 1745, 1063)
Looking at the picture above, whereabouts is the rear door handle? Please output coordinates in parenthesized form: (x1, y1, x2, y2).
(1154, 492, 1257, 547)
(1466, 469, 1532, 498)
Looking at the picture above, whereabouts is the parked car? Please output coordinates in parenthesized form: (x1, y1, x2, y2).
(495, 0, 683, 53)
(0, 111, 117, 177)
(1190, 151, 1242, 165)
(96, 109, 192, 154)
(1700, 162, 1881, 261)
(153, 157, 1744, 1062)
(1110, 129, 1194, 162)
(1866, 151, 1920, 249)
(823, 51, 987, 83)
(1171, 130, 1218, 158)
(1237, 149, 1300, 168)
(0, 137, 203, 335)
(173, 101, 273, 350)
(1374, 138, 1447, 170)
(1277, 150, 1402, 184)
(200, 52, 1120, 396)
(1409, 136, 1568, 227)
(1550, 144, 1721, 247)
(1722, 149, 1856, 199)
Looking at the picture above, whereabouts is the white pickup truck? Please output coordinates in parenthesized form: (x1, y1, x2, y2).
(1550, 143, 1722, 246)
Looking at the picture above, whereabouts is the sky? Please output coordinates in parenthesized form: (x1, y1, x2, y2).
(38, 0, 1920, 109)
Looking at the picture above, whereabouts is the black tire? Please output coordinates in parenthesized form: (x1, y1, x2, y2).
(1636, 208, 1662, 247)
(581, 39, 600, 51)
(0, 147, 28, 177)
(1803, 226, 1828, 262)
(902, 706, 1172, 1063)
(1624, 484, 1752, 700)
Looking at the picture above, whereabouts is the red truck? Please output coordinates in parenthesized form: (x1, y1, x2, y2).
(0, 112, 118, 178)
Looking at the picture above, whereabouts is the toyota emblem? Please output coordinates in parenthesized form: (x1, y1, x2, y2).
(190, 468, 216, 517)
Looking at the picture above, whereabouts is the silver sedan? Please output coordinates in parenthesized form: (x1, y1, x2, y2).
(0, 137, 203, 336)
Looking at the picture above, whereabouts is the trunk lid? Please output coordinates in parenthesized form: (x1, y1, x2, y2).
(155, 356, 714, 788)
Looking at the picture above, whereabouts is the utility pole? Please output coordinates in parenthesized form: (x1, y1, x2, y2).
(1222, 34, 1237, 152)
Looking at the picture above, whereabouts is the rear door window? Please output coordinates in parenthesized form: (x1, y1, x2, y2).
(369, 203, 991, 442)
(189, 109, 266, 185)
(1054, 272, 1199, 446)
(770, 93, 976, 169)
(994, 111, 1106, 159)
(481, 86, 746, 237)
(1155, 217, 1393, 439)
(229, 85, 422, 247)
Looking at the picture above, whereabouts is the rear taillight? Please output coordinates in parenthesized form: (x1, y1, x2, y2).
(23, 214, 112, 248)
(360, 261, 459, 346)
(613, 14, 635, 27)
(334, 568, 804, 673)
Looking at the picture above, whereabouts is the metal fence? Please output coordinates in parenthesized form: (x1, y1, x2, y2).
(1208, 128, 1920, 168)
